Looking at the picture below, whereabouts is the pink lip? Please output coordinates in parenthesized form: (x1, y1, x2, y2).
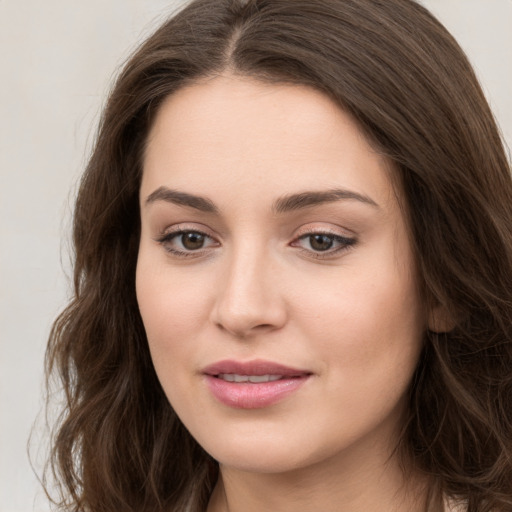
(202, 359, 312, 409)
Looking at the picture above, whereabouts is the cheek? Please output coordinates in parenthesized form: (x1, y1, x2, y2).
(293, 245, 424, 385)
(290, 269, 423, 451)
(136, 257, 212, 424)
(135, 251, 212, 377)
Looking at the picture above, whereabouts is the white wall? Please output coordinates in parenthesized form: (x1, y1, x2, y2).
(0, 1, 510, 511)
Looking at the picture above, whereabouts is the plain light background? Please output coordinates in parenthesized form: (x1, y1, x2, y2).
(0, 1, 510, 511)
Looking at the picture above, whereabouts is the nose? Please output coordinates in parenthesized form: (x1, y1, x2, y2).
(210, 246, 288, 338)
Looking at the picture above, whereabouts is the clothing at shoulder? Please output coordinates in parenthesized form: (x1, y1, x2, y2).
(444, 497, 467, 512)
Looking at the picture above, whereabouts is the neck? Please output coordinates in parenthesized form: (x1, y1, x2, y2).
(207, 448, 429, 512)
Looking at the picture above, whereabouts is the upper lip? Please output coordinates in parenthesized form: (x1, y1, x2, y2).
(202, 359, 312, 377)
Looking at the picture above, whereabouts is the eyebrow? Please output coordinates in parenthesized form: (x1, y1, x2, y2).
(272, 188, 379, 213)
(145, 187, 218, 213)
(144, 186, 378, 214)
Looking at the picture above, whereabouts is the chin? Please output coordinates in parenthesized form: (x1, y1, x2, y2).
(195, 427, 343, 476)
(215, 450, 314, 475)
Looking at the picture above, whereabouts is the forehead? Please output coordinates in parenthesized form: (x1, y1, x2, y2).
(142, 74, 398, 212)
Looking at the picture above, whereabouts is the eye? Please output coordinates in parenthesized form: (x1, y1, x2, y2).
(306, 234, 337, 251)
(178, 231, 208, 250)
(292, 231, 356, 257)
(156, 229, 218, 256)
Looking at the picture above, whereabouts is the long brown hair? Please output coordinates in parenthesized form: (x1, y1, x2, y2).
(45, 1, 512, 510)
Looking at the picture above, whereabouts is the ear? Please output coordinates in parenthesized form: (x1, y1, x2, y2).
(427, 303, 456, 333)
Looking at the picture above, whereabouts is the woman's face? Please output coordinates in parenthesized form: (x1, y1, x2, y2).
(136, 75, 426, 474)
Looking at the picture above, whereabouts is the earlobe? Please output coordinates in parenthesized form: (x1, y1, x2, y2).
(427, 303, 456, 333)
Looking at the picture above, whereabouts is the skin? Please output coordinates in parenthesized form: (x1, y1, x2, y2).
(136, 75, 430, 511)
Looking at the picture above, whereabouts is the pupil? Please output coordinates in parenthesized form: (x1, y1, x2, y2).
(182, 232, 204, 250)
(310, 234, 333, 251)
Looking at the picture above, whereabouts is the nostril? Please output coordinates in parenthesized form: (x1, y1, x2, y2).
(210, 268, 288, 337)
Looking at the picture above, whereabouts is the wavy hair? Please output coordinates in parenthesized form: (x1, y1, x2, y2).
(45, 0, 512, 510)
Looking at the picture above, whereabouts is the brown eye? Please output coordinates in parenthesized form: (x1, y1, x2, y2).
(157, 229, 217, 256)
(309, 234, 334, 251)
(292, 231, 356, 257)
(181, 232, 206, 250)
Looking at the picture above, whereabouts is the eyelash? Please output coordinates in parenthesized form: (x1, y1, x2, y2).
(155, 228, 356, 260)
(291, 231, 356, 259)
(155, 229, 218, 258)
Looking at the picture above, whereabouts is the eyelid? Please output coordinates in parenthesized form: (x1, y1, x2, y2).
(155, 222, 220, 244)
(292, 222, 357, 244)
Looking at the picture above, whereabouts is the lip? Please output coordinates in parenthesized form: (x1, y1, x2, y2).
(202, 359, 312, 409)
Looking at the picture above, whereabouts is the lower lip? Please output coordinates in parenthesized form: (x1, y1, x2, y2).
(204, 375, 309, 409)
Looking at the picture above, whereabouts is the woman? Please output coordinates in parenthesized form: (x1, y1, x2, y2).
(45, 0, 512, 511)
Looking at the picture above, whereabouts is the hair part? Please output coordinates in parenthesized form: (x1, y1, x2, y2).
(45, 1, 512, 511)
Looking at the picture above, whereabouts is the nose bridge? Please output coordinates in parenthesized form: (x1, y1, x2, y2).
(212, 238, 286, 337)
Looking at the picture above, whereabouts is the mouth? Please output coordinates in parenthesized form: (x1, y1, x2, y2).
(202, 359, 312, 409)
(217, 374, 285, 383)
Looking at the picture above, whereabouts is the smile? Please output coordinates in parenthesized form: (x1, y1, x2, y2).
(202, 360, 312, 409)
(217, 374, 283, 383)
